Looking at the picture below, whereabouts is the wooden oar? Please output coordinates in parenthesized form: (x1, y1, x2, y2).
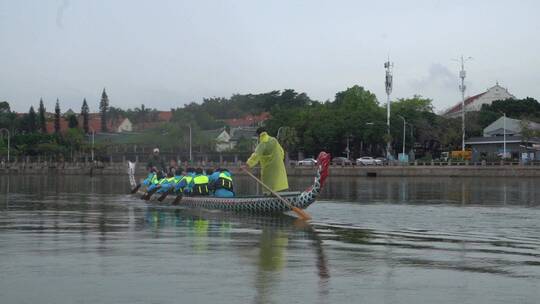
(142, 186, 159, 200)
(157, 187, 174, 202)
(130, 183, 141, 194)
(241, 167, 311, 221)
(172, 193, 183, 205)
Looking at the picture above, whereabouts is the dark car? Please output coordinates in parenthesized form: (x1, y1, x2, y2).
(331, 157, 352, 166)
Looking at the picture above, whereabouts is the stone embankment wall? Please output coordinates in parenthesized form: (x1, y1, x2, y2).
(2, 161, 540, 177)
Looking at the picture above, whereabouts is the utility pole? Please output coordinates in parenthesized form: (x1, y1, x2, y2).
(384, 58, 393, 159)
(457, 55, 472, 151)
(89, 127, 95, 162)
(345, 136, 351, 159)
(188, 124, 192, 162)
(502, 112, 506, 159)
(398, 115, 406, 156)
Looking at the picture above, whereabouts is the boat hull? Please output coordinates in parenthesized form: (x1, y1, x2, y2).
(129, 151, 331, 215)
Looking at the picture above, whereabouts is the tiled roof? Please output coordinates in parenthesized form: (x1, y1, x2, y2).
(443, 92, 487, 115)
(230, 127, 257, 141)
(45, 114, 125, 133)
(157, 111, 173, 122)
(225, 112, 270, 127)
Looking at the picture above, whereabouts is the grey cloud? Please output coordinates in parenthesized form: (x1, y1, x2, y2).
(411, 63, 456, 91)
(56, 0, 69, 29)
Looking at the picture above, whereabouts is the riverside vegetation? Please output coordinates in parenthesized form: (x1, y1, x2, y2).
(1, 86, 539, 161)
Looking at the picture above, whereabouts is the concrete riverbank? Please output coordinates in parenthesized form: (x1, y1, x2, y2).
(2, 161, 540, 177)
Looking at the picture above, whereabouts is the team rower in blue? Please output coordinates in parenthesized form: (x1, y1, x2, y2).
(175, 167, 195, 195)
(210, 168, 235, 197)
(156, 167, 179, 194)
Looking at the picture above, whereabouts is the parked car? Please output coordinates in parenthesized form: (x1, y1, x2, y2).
(332, 157, 352, 166)
(297, 158, 317, 166)
(356, 156, 382, 166)
(375, 157, 387, 165)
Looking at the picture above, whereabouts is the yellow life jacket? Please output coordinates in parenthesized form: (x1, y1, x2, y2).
(151, 174, 160, 185)
(193, 175, 209, 195)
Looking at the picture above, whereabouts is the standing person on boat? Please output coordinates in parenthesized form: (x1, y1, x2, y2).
(243, 127, 288, 193)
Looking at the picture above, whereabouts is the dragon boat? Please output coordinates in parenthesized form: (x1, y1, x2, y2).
(128, 151, 330, 214)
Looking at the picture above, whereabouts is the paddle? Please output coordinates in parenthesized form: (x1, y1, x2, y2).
(141, 186, 159, 200)
(130, 183, 141, 194)
(240, 166, 311, 221)
(157, 187, 174, 202)
(172, 193, 183, 205)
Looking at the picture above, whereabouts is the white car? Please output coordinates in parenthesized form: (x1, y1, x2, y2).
(297, 158, 317, 166)
(356, 156, 382, 166)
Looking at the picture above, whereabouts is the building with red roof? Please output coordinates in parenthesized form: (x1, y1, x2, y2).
(442, 83, 515, 118)
(45, 113, 132, 134)
(157, 111, 173, 122)
(225, 112, 270, 127)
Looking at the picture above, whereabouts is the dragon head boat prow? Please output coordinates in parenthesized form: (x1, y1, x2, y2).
(316, 151, 331, 188)
(289, 151, 331, 210)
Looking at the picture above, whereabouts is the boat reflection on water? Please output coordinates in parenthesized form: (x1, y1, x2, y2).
(143, 207, 337, 303)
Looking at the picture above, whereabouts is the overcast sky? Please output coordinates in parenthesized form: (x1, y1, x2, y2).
(1, 0, 539, 113)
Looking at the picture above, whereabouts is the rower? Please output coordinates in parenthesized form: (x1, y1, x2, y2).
(212, 168, 234, 198)
(132, 148, 166, 193)
(192, 168, 210, 196)
(243, 127, 289, 193)
(156, 167, 178, 194)
(142, 167, 159, 188)
(141, 169, 165, 200)
(175, 167, 195, 195)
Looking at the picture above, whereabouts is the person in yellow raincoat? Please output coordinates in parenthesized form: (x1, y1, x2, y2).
(244, 128, 289, 192)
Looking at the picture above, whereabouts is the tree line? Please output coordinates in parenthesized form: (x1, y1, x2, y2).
(1, 85, 539, 160)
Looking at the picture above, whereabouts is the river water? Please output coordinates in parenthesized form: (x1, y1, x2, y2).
(0, 175, 539, 304)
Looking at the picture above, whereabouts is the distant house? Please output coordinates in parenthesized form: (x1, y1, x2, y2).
(225, 112, 270, 128)
(465, 116, 540, 160)
(133, 111, 173, 131)
(442, 83, 515, 118)
(157, 111, 173, 122)
(45, 113, 132, 134)
(63, 109, 76, 117)
(229, 127, 258, 149)
(201, 126, 258, 152)
(201, 128, 232, 152)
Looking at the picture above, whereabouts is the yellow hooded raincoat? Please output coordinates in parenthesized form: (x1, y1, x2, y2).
(246, 132, 289, 192)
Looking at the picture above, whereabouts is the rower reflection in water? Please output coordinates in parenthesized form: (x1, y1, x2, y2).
(143, 207, 332, 303)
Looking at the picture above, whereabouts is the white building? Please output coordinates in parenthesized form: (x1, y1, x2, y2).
(116, 118, 133, 133)
(482, 116, 540, 137)
(442, 83, 515, 118)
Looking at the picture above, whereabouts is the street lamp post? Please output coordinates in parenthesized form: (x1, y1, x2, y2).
(384, 59, 394, 159)
(502, 112, 506, 159)
(89, 127, 95, 162)
(188, 124, 192, 162)
(0, 128, 10, 163)
(454, 55, 472, 151)
(398, 116, 406, 156)
(345, 135, 351, 159)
